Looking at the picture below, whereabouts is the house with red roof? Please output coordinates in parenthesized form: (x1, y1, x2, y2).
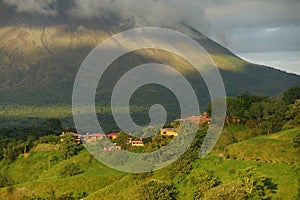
(107, 132, 119, 140)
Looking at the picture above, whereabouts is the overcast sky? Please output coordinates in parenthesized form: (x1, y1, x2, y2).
(3, 0, 300, 74)
(197, 0, 300, 75)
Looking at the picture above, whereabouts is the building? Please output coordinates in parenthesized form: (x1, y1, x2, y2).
(160, 128, 178, 137)
(177, 112, 211, 125)
(200, 112, 211, 124)
(81, 133, 106, 143)
(131, 140, 144, 147)
(107, 132, 119, 140)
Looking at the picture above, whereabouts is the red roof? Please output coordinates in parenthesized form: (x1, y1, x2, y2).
(107, 132, 119, 136)
(161, 128, 173, 131)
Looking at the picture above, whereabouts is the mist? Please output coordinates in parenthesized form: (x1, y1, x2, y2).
(2, 0, 300, 54)
(69, 0, 208, 28)
(2, 0, 59, 16)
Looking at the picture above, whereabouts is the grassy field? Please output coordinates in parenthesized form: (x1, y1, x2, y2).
(193, 157, 298, 200)
(0, 127, 299, 199)
(224, 128, 300, 164)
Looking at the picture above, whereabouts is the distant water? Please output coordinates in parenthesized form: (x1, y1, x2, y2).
(238, 51, 300, 75)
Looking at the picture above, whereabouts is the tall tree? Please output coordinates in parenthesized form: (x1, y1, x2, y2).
(60, 134, 79, 159)
(283, 86, 300, 105)
(261, 99, 287, 135)
(113, 131, 129, 150)
(247, 102, 265, 129)
(285, 99, 300, 128)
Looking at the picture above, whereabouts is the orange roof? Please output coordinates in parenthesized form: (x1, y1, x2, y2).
(107, 132, 119, 136)
(161, 128, 173, 131)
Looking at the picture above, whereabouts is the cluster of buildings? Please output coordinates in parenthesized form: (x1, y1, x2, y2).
(60, 112, 211, 149)
(60, 131, 146, 147)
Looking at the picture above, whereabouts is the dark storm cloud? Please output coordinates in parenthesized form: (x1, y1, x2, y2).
(2, 0, 300, 53)
(2, 0, 58, 16)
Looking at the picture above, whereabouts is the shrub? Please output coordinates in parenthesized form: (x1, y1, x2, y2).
(40, 135, 60, 144)
(203, 182, 247, 200)
(293, 132, 300, 148)
(140, 179, 177, 200)
(237, 166, 277, 199)
(59, 162, 82, 178)
(186, 170, 220, 199)
(0, 173, 15, 188)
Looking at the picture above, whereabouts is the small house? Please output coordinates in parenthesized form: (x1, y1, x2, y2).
(131, 140, 144, 147)
(160, 128, 178, 137)
(107, 132, 119, 140)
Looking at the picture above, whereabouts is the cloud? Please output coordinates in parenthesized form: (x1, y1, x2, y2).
(229, 26, 300, 53)
(239, 51, 300, 75)
(199, 0, 300, 52)
(2, 0, 58, 16)
(2, 0, 300, 53)
(68, 0, 300, 53)
(68, 0, 207, 28)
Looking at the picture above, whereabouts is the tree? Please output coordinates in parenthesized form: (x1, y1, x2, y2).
(2, 142, 20, 162)
(0, 138, 16, 160)
(143, 134, 172, 153)
(140, 179, 177, 200)
(247, 99, 287, 135)
(237, 166, 277, 199)
(40, 134, 61, 144)
(293, 132, 300, 148)
(113, 131, 129, 150)
(261, 100, 287, 135)
(41, 118, 62, 135)
(24, 135, 35, 153)
(60, 134, 79, 159)
(203, 182, 247, 200)
(226, 97, 240, 123)
(283, 86, 300, 105)
(247, 102, 265, 129)
(285, 99, 300, 129)
(235, 93, 268, 122)
(60, 162, 82, 178)
(169, 158, 193, 182)
(187, 170, 220, 199)
(0, 173, 15, 188)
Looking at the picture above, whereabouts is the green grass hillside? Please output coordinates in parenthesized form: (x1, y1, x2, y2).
(0, 128, 299, 199)
(224, 128, 300, 164)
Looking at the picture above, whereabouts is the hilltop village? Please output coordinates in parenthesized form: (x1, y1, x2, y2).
(60, 112, 211, 150)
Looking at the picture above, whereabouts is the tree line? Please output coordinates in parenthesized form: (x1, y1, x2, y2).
(208, 86, 300, 135)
